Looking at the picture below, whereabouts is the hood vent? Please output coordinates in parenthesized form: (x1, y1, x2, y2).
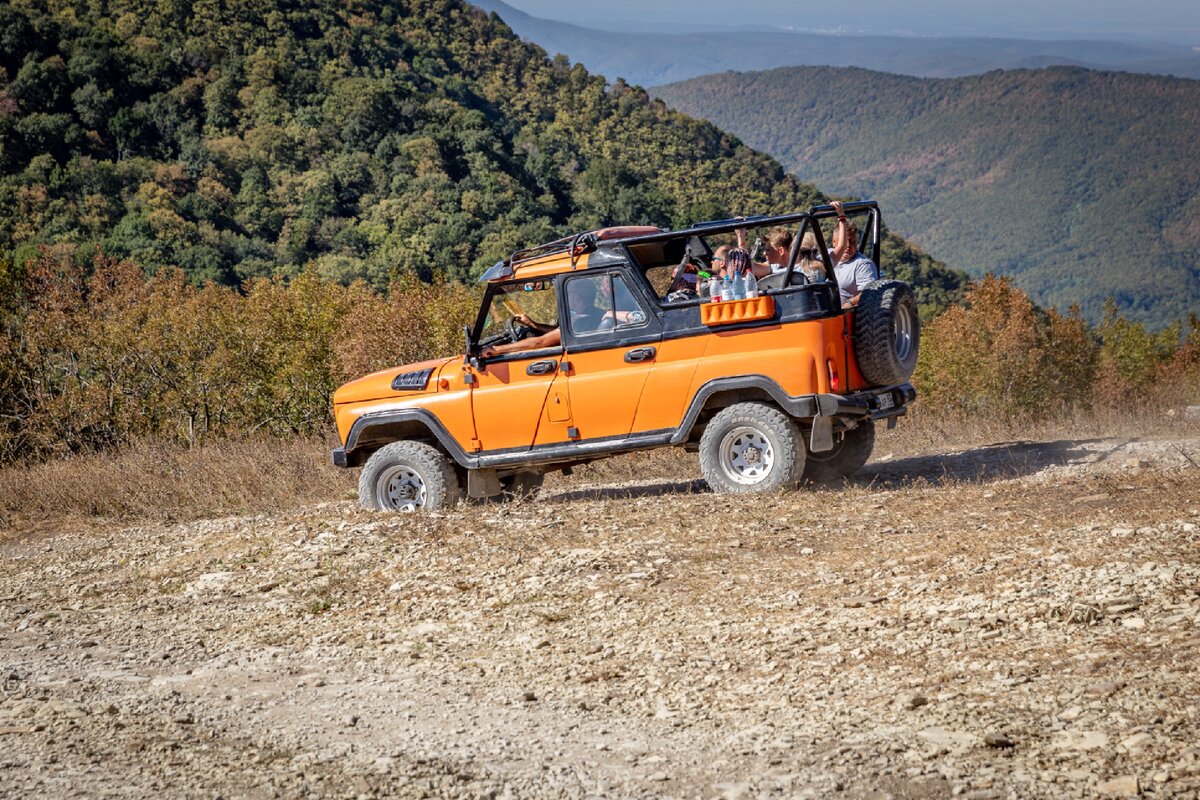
(391, 368, 434, 392)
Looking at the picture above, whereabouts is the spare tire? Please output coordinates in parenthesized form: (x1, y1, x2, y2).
(852, 279, 919, 386)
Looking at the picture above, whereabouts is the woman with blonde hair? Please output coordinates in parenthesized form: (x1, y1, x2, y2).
(795, 231, 828, 284)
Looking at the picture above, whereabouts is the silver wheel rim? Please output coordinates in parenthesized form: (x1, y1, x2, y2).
(376, 464, 427, 512)
(894, 303, 915, 363)
(718, 426, 775, 485)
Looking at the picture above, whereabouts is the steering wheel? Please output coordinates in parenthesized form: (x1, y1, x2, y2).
(507, 315, 533, 342)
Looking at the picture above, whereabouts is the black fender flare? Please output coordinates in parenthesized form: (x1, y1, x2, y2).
(669, 375, 840, 445)
(344, 409, 475, 468)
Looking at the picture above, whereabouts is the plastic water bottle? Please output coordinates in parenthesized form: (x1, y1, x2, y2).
(743, 270, 758, 298)
(721, 276, 735, 302)
(710, 277, 722, 303)
(732, 270, 746, 300)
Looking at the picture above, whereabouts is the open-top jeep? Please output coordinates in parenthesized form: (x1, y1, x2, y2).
(332, 201, 919, 510)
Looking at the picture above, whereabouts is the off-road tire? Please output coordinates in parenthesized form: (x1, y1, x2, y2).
(359, 441, 462, 512)
(803, 420, 875, 483)
(699, 402, 806, 494)
(853, 279, 920, 386)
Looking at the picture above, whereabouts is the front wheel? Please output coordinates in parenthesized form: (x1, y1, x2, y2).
(803, 420, 875, 483)
(699, 402, 806, 494)
(359, 441, 462, 512)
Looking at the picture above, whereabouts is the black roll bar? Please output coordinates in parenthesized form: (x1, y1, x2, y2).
(610, 201, 879, 247)
(611, 201, 882, 285)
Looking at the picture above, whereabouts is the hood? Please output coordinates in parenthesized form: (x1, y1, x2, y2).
(333, 356, 458, 405)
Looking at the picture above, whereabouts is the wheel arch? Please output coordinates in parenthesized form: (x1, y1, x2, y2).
(671, 375, 813, 445)
(345, 409, 473, 468)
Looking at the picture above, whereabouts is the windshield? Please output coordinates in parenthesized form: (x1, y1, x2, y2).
(478, 279, 558, 341)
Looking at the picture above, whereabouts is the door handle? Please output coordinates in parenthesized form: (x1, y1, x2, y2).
(526, 360, 558, 376)
(623, 346, 657, 363)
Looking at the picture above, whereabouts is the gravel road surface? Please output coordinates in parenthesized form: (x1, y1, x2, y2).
(2, 435, 1199, 798)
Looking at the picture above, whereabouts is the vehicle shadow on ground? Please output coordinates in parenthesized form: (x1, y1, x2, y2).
(547, 478, 709, 503)
(856, 437, 1118, 487)
(545, 437, 1129, 502)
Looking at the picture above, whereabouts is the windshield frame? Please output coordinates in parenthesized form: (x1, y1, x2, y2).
(471, 276, 560, 346)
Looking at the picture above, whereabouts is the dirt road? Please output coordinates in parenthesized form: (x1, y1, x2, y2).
(2, 435, 1199, 798)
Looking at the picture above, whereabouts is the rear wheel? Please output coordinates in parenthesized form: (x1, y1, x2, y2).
(359, 441, 462, 512)
(803, 420, 875, 483)
(699, 402, 806, 494)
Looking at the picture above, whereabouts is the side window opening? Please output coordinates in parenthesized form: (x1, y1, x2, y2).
(629, 236, 713, 306)
(565, 273, 648, 337)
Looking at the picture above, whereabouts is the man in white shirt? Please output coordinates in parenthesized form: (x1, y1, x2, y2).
(830, 200, 879, 308)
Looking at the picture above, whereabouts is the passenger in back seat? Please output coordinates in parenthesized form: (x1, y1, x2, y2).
(795, 231, 828, 284)
(830, 200, 879, 307)
(737, 225, 794, 279)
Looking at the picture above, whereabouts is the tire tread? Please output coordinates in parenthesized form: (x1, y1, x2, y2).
(358, 440, 462, 511)
(698, 402, 805, 494)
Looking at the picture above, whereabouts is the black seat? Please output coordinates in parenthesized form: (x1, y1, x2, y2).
(757, 270, 809, 291)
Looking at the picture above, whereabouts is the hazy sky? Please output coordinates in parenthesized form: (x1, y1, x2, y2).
(500, 0, 1200, 46)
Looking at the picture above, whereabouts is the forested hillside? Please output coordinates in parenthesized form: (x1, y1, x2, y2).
(656, 66, 1200, 326)
(0, 0, 963, 304)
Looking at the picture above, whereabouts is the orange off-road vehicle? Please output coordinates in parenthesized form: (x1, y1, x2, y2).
(332, 202, 918, 510)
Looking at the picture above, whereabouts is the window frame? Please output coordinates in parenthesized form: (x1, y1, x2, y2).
(561, 271, 652, 340)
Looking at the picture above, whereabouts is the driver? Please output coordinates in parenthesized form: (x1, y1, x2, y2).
(478, 285, 593, 358)
(480, 277, 642, 358)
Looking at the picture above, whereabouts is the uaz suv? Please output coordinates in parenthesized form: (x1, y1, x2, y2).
(332, 202, 918, 510)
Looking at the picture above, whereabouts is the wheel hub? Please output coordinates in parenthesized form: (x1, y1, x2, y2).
(718, 427, 775, 485)
(377, 465, 427, 512)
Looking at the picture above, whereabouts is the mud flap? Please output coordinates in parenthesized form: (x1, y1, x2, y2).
(810, 416, 834, 453)
(467, 468, 502, 499)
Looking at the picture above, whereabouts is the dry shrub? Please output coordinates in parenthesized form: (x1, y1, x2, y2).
(1094, 305, 1200, 410)
(331, 275, 480, 382)
(914, 275, 1096, 421)
(0, 436, 355, 532)
(0, 251, 480, 462)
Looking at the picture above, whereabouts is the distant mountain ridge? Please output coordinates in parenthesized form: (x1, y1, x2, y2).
(655, 66, 1200, 326)
(472, 0, 1200, 85)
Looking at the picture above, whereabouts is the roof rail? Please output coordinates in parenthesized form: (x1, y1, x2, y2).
(508, 231, 597, 268)
(495, 200, 879, 276)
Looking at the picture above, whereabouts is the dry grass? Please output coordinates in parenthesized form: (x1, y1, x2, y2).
(0, 436, 356, 535)
(2, 406, 1195, 536)
(885, 405, 1199, 455)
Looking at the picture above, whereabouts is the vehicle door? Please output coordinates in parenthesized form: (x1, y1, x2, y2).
(469, 279, 563, 453)
(558, 270, 662, 441)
